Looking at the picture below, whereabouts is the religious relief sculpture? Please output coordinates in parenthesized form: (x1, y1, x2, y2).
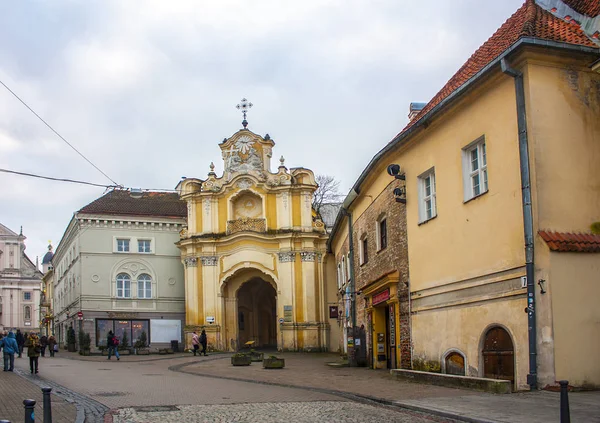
(200, 256, 218, 266)
(278, 252, 296, 263)
(184, 257, 198, 267)
(300, 252, 316, 262)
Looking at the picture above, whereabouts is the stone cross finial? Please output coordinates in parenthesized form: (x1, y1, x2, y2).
(279, 156, 285, 167)
(236, 98, 253, 129)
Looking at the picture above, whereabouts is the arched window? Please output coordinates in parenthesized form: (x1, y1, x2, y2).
(24, 305, 31, 320)
(116, 273, 131, 298)
(445, 351, 466, 376)
(137, 274, 152, 299)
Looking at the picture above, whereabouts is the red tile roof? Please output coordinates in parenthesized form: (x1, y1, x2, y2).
(403, 0, 599, 133)
(539, 230, 600, 252)
(78, 189, 187, 218)
(562, 0, 600, 17)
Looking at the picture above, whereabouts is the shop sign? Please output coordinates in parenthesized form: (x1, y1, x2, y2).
(284, 305, 293, 322)
(389, 304, 396, 346)
(372, 288, 390, 306)
(329, 305, 339, 319)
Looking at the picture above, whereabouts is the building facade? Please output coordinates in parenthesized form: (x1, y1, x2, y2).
(39, 243, 54, 336)
(0, 224, 43, 333)
(177, 128, 336, 352)
(52, 190, 187, 351)
(329, 0, 600, 390)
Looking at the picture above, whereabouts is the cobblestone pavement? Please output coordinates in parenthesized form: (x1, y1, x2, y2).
(112, 401, 455, 422)
(0, 365, 78, 423)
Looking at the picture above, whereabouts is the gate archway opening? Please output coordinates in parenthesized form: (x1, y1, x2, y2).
(237, 277, 277, 348)
(482, 326, 515, 383)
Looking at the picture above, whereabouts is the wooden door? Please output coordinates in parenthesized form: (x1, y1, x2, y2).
(482, 327, 514, 382)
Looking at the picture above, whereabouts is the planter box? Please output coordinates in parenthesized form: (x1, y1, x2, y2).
(101, 349, 109, 356)
(136, 349, 150, 355)
(79, 349, 91, 356)
(118, 349, 131, 355)
(159, 349, 169, 355)
(167, 348, 174, 354)
(263, 357, 285, 369)
(231, 355, 252, 366)
(67, 344, 77, 352)
(250, 352, 264, 362)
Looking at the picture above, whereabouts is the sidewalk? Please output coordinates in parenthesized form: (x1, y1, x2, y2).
(175, 352, 600, 423)
(0, 366, 77, 423)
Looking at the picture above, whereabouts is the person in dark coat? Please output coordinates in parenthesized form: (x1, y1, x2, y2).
(15, 329, 25, 358)
(40, 335, 48, 357)
(107, 331, 120, 361)
(199, 329, 207, 356)
(48, 335, 57, 357)
(24, 332, 41, 374)
(1, 331, 19, 371)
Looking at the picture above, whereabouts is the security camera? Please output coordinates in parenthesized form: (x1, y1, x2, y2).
(387, 164, 401, 176)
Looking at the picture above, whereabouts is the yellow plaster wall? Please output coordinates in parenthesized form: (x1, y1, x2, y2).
(266, 193, 278, 230)
(292, 192, 301, 227)
(294, 254, 304, 323)
(549, 252, 600, 387)
(194, 199, 202, 232)
(218, 196, 227, 233)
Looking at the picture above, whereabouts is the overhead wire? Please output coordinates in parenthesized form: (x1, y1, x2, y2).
(0, 168, 117, 188)
(0, 78, 120, 186)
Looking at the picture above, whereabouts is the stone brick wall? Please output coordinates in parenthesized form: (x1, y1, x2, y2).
(335, 180, 411, 368)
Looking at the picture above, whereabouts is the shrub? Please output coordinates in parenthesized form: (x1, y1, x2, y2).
(67, 328, 76, 346)
(134, 331, 148, 349)
(119, 331, 129, 351)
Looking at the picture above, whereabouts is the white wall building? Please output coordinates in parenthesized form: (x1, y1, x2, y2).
(0, 224, 43, 333)
(53, 189, 187, 351)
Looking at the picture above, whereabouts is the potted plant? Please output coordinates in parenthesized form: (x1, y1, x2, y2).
(249, 349, 264, 362)
(263, 355, 285, 369)
(98, 345, 108, 356)
(78, 330, 91, 356)
(67, 327, 77, 352)
(134, 331, 149, 355)
(118, 331, 131, 355)
(231, 353, 252, 366)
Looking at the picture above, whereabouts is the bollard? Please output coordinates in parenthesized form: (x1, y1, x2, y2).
(41, 387, 52, 423)
(23, 399, 36, 423)
(559, 380, 571, 423)
(0, 419, 12, 423)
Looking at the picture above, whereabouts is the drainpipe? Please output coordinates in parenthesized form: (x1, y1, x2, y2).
(501, 58, 537, 390)
(342, 190, 358, 366)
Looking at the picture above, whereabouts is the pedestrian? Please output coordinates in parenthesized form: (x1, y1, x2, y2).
(1, 331, 19, 371)
(15, 329, 25, 358)
(107, 330, 120, 361)
(48, 335, 57, 358)
(40, 334, 48, 357)
(191, 331, 200, 356)
(24, 332, 41, 374)
(200, 329, 207, 356)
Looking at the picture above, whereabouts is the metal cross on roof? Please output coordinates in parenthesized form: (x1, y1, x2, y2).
(236, 98, 253, 129)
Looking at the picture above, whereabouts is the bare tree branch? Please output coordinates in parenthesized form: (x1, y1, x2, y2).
(313, 174, 342, 215)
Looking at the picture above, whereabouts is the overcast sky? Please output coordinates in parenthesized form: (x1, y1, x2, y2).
(1, 0, 525, 263)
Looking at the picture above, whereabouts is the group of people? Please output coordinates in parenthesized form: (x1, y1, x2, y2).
(191, 330, 207, 356)
(0, 329, 57, 374)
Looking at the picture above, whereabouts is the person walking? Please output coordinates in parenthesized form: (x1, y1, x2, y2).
(48, 335, 57, 357)
(191, 331, 200, 356)
(40, 334, 48, 357)
(199, 329, 208, 356)
(1, 331, 19, 371)
(24, 332, 41, 374)
(15, 329, 25, 358)
(107, 331, 120, 361)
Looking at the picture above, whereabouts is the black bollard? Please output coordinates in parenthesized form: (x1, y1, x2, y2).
(0, 419, 12, 423)
(23, 399, 36, 423)
(559, 380, 570, 423)
(41, 387, 52, 423)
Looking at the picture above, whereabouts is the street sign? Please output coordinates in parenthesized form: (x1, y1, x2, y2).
(77, 311, 83, 320)
(278, 318, 284, 324)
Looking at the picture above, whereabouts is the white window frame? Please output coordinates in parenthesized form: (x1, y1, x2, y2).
(347, 253, 351, 281)
(462, 137, 488, 201)
(341, 256, 346, 286)
(116, 238, 130, 253)
(116, 273, 131, 298)
(138, 239, 152, 253)
(418, 168, 437, 223)
(337, 263, 342, 289)
(376, 216, 387, 251)
(137, 274, 152, 299)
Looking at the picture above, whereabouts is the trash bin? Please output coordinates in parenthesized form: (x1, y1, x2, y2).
(170, 340, 179, 352)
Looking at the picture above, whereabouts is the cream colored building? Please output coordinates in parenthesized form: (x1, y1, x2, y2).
(53, 190, 187, 350)
(177, 128, 337, 352)
(328, 0, 600, 390)
(0, 223, 43, 333)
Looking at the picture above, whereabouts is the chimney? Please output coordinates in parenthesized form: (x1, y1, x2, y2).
(408, 102, 426, 121)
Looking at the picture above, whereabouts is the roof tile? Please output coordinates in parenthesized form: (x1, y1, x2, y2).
(78, 189, 187, 219)
(539, 230, 600, 252)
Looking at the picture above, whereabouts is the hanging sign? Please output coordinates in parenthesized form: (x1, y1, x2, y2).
(372, 288, 390, 306)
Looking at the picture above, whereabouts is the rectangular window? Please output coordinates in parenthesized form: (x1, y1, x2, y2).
(117, 279, 131, 298)
(138, 280, 152, 299)
(379, 219, 387, 250)
(23, 292, 32, 301)
(463, 137, 488, 201)
(347, 253, 351, 281)
(418, 169, 437, 223)
(117, 239, 130, 252)
(138, 239, 151, 253)
(96, 319, 150, 347)
(360, 238, 368, 265)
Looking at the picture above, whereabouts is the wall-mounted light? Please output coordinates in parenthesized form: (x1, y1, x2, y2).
(537, 279, 546, 294)
(388, 164, 407, 204)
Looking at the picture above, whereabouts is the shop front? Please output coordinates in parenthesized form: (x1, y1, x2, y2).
(363, 271, 400, 370)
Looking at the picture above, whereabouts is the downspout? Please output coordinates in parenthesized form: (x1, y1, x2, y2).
(501, 58, 537, 390)
(341, 189, 358, 366)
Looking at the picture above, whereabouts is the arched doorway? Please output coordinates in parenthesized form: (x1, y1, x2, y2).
(236, 277, 277, 348)
(482, 326, 515, 383)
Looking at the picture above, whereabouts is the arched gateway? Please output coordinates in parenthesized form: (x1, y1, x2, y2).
(176, 112, 330, 352)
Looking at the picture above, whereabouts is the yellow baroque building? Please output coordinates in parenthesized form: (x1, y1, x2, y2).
(176, 129, 332, 352)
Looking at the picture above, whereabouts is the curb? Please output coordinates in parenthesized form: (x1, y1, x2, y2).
(169, 358, 494, 422)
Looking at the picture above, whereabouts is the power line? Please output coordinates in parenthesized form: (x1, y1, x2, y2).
(0, 168, 116, 188)
(0, 78, 120, 186)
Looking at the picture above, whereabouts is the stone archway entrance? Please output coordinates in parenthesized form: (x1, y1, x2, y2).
(237, 278, 277, 348)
